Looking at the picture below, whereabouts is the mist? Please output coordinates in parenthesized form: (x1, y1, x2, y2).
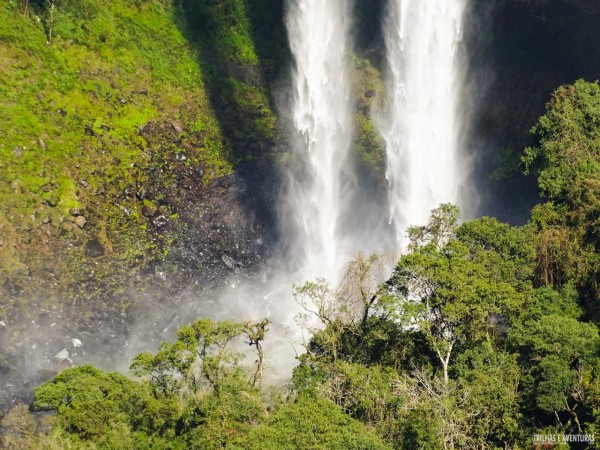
(7, 0, 587, 413)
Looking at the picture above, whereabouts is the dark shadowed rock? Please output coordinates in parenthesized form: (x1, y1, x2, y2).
(152, 215, 167, 228)
(142, 205, 157, 218)
(3, 279, 23, 297)
(85, 238, 105, 257)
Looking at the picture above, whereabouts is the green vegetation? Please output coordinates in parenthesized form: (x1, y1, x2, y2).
(1, 0, 600, 446)
(352, 56, 386, 183)
(0, 0, 235, 293)
(181, 0, 285, 162)
(5, 79, 599, 449)
(0, 0, 288, 318)
(523, 79, 600, 309)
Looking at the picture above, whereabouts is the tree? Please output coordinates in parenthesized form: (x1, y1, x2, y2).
(293, 253, 391, 362)
(522, 79, 600, 305)
(509, 314, 600, 432)
(243, 395, 392, 450)
(383, 205, 523, 386)
(174, 318, 246, 393)
(244, 318, 270, 387)
(32, 364, 181, 447)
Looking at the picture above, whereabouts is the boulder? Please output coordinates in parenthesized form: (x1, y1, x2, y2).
(85, 238, 105, 257)
(75, 216, 87, 229)
(221, 254, 237, 270)
(142, 205, 157, 218)
(152, 215, 167, 228)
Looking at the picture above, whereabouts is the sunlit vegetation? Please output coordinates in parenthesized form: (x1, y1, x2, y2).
(1, 0, 600, 447)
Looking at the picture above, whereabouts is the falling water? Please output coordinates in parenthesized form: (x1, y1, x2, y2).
(380, 0, 467, 248)
(283, 0, 354, 281)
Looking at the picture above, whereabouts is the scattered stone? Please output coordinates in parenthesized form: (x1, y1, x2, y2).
(69, 207, 84, 216)
(0, 321, 6, 327)
(54, 348, 72, 364)
(170, 121, 183, 134)
(118, 98, 128, 105)
(75, 216, 87, 228)
(83, 125, 94, 136)
(152, 215, 167, 228)
(136, 188, 148, 200)
(142, 205, 157, 218)
(221, 254, 237, 270)
(45, 195, 59, 207)
(155, 271, 167, 281)
(99, 124, 111, 132)
(57, 108, 67, 117)
(78, 179, 89, 189)
(137, 88, 148, 95)
(13, 146, 22, 158)
(71, 338, 82, 347)
(39, 139, 47, 150)
(42, 216, 52, 224)
(85, 238, 105, 257)
(3, 279, 23, 297)
(218, 177, 232, 188)
(175, 153, 187, 161)
(365, 89, 376, 98)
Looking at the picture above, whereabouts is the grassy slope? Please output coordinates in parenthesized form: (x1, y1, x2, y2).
(0, 0, 385, 314)
(0, 0, 294, 340)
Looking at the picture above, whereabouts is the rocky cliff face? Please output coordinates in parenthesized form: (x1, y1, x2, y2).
(0, 0, 285, 410)
(0, 115, 278, 408)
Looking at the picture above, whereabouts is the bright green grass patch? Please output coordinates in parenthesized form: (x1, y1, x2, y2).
(0, 0, 233, 273)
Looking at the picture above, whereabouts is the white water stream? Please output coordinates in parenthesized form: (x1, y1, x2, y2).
(283, 0, 354, 282)
(380, 0, 467, 248)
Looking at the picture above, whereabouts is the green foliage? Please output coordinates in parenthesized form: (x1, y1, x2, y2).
(179, 0, 281, 162)
(30, 319, 270, 449)
(0, 0, 239, 301)
(187, 0, 259, 65)
(352, 56, 386, 182)
(453, 344, 523, 446)
(243, 395, 391, 450)
(383, 204, 525, 383)
(177, 318, 246, 392)
(32, 364, 181, 448)
(523, 79, 600, 222)
(130, 318, 254, 397)
(523, 79, 600, 305)
(181, 380, 266, 449)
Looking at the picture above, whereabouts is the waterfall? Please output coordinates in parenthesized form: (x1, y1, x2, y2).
(380, 0, 467, 248)
(282, 0, 354, 281)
